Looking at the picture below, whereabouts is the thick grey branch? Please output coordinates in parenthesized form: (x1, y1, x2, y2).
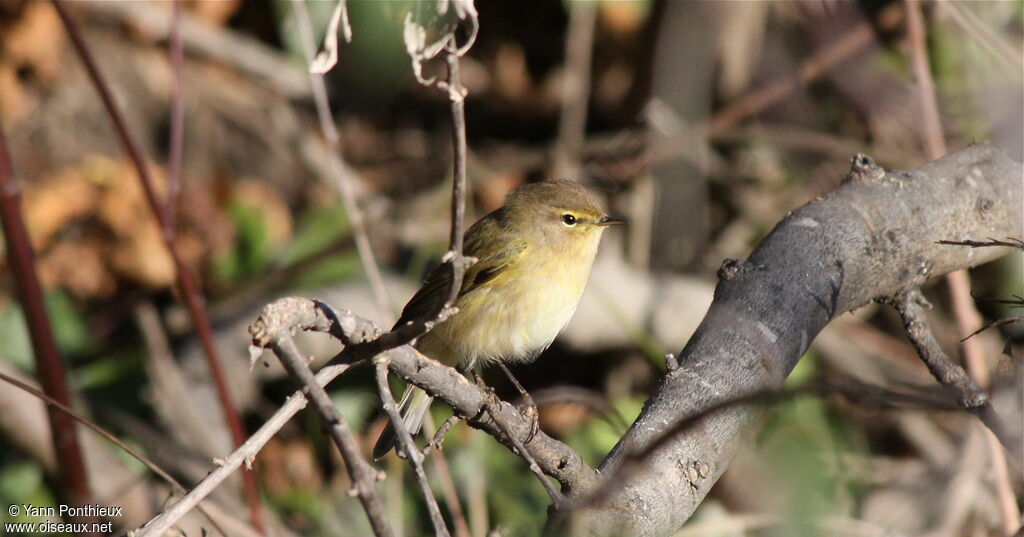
(564, 143, 1023, 536)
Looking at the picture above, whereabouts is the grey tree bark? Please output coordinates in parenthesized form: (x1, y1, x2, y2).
(559, 143, 1023, 536)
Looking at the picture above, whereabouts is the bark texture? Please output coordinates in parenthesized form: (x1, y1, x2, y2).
(565, 143, 1023, 536)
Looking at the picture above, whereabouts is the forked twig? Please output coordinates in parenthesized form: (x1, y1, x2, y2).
(271, 337, 393, 537)
(886, 291, 1014, 452)
(137, 298, 359, 536)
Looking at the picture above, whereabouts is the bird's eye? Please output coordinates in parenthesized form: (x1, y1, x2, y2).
(561, 214, 577, 226)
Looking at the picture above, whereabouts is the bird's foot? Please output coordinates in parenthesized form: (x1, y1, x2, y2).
(516, 391, 540, 444)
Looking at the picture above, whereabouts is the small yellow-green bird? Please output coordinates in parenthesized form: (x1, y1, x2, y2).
(373, 179, 621, 458)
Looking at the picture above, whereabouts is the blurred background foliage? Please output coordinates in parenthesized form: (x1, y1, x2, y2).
(0, 1, 1021, 536)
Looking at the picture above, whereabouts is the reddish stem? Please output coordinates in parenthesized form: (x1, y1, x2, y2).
(0, 129, 98, 534)
(51, 2, 264, 532)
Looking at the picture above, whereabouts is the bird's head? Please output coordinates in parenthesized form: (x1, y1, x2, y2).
(502, 179, 624, 245)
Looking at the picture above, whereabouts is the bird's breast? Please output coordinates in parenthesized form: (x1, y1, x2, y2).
(421, 235, 600, 368)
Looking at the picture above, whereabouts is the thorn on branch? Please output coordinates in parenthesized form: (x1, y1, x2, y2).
(969, 292, 1024, 307)
(937, 237, 1024, 250)
(961, 316, 1024, 342)
(422, 415, 462, 457)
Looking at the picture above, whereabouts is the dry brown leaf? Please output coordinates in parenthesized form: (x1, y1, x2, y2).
(89, 157, 184, 288)
(22, 166, 100, 249)
(109, 221, 176, 288)
(0, 64, 30, 124)
(38, 239, 117, 299)
(93, 157, 166, 238)
(2, 3, 65, 82)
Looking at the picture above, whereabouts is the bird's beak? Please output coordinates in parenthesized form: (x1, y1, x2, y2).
(595, 215, 626, 226)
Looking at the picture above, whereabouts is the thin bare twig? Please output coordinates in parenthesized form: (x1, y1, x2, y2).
(375, 360, 451, 537)
(0, 371, 236, 537)
(442, 46, 471, 304)
(422, 412, 472, 537)
(961, 317, 1024, 342)
(291, 0, 394, 319)
(484, 397, 565, 507)
(272, 337, 393, 537)
(887, 290, 1014, 452)
(0, 126, 96, 531)
(50, 2, 264, 530)
(969, 293, 1023, 307)
(137, 298, 358, 536)
(422, 415, 462, 458)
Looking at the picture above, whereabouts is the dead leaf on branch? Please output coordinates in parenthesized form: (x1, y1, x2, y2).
(2, 3, 65, 83)
(309, 0, 353, 75)
(402, 0, 479, 86)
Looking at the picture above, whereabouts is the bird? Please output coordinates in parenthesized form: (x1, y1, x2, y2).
(373, 179, 622, 459)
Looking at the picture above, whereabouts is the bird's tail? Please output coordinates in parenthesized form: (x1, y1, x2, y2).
(372, 385, 434, 459)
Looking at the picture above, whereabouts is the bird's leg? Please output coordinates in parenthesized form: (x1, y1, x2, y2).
(470, 368, 500, 407)
(497, 362, 539, 443)
(471, 368, 484, 386)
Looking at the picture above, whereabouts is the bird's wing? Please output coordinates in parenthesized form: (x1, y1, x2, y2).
(393, 215, 526, 328)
